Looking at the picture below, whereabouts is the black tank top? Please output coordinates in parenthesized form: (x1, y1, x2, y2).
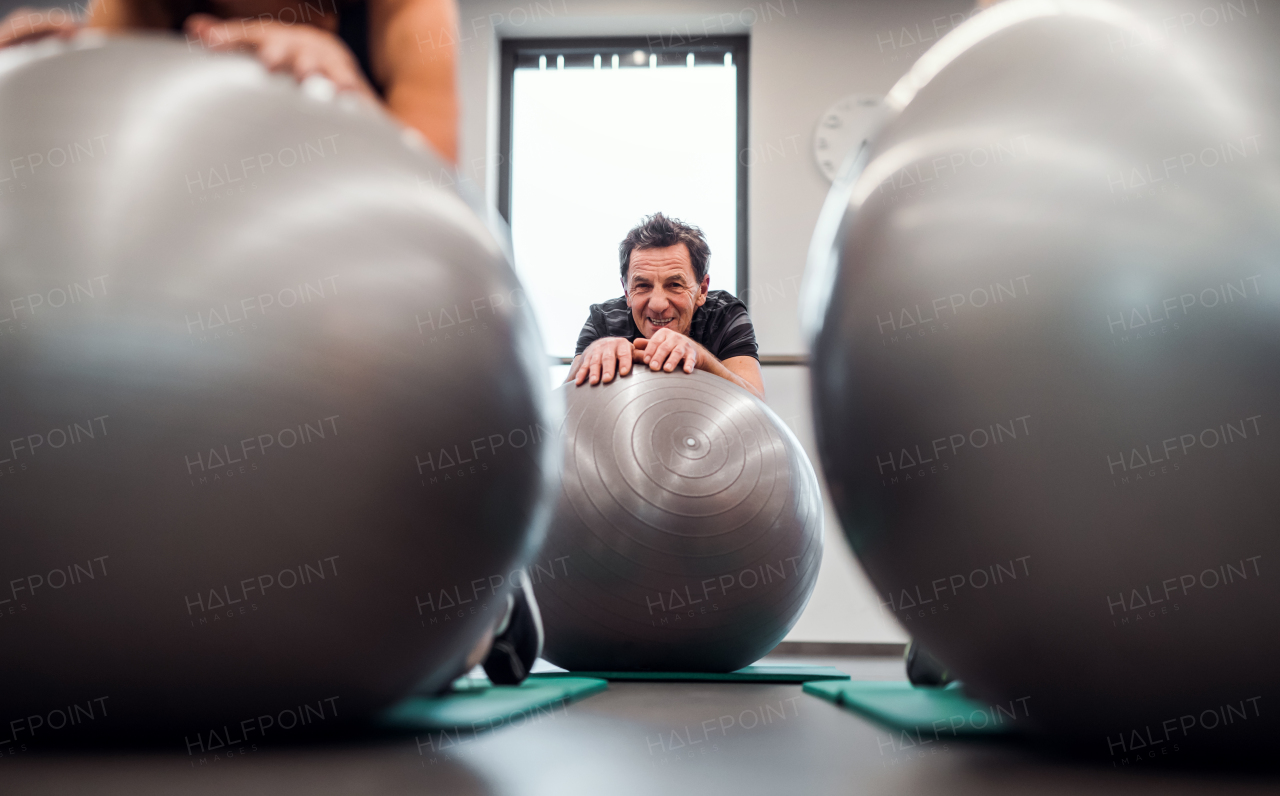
(336, 0, 382, 96)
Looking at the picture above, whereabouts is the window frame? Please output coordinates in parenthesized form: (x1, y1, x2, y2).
(497, 35, 751, 301)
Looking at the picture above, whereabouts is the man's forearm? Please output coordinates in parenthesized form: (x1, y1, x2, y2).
(694, 344, 765, 400)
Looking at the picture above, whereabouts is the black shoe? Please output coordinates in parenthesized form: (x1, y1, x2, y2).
(482, 570, 545, 685)
(904, 639, 955, 687)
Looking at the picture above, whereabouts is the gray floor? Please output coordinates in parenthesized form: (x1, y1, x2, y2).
(3, 656, 1274, 795)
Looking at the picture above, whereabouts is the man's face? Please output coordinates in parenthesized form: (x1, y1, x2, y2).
(624, 244, 709, 339)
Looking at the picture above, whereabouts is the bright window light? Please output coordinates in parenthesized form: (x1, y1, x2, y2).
(509, 54, 739, 360)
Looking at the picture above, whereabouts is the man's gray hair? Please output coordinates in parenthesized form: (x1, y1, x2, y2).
(619, 213, 711, 284)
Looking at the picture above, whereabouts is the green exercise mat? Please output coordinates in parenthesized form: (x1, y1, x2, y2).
(803, 680, 1022, 736)
(532, 664, 850, 683)
(381, 676, 608, 732)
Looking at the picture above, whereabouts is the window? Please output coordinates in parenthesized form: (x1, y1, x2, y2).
(500, 37, 749, 361)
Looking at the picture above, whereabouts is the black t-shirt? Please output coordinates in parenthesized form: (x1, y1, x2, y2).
(574, 290, 759, 362)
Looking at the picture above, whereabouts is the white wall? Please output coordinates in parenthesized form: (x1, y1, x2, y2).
(455, 0, 977, 643)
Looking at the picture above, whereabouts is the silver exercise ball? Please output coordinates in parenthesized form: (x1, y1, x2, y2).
(807, 0, 1280, 755)
(533, 368, 823, 672)
(0, 36, 556, 735)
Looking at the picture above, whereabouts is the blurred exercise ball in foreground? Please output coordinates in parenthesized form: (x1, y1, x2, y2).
(534, 369, 822, 672)
(0, 36, 556, 735)
(807, 0, 1280, 755)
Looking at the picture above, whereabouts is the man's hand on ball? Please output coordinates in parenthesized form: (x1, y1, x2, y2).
(0, 7, 78, 48)
(635, 328, 699, 374)
(574, 337, 641, 386)
(185, 15, 377, 102)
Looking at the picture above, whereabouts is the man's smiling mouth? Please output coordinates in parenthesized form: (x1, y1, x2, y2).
(648, 317, 673, 328)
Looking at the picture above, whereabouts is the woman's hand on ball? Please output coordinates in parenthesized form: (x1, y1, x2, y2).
(0, 7, 78, 48)
(635, 329, 699, 374)
(185, 15, 377, 102)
